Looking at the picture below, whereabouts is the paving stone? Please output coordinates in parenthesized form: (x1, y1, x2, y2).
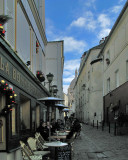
(72, 124, 128, 160)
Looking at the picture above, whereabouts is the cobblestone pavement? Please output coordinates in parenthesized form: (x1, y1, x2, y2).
(72, 124, 128, 160)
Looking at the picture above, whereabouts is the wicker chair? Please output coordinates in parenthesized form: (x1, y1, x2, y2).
(20, 140, 42, 160)
(35, 132, 48, 150)
(27, 137, 50, 156)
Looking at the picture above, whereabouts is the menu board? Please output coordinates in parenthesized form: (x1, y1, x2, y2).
(56, 144, 71, 160)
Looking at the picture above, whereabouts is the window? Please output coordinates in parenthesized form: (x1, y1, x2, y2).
(0, 95, 6, 143)
(107, 78, 110, 93)
(10, 105, 17, 136)
(115, 70, 119, 88)
(126, 60, 128, 81)
(20, 95, 30, 130)
(36, 105, 40, 128)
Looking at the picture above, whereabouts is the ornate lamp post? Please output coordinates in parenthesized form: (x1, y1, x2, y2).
(44, 73, 54, 94)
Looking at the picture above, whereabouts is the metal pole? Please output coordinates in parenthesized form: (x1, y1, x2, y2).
(109, 122, 110, 133)
(97, 120, 98, 129)
(102, 121, 104, 131)
(114, 122, 116, 136)
(49, 106, 52, 141)
(93, 120, 94, 127)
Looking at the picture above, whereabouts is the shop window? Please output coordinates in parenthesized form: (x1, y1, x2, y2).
(20, 95, 30, 130)
(32, 110, 36, 130)
(36, 105, 40, 128)
(0, 95, 6, 150)
(9, 104, 17, 136)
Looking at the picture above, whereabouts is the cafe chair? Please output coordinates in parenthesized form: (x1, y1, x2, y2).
(20, 140, 42, 160)
(35, 132, 48, 150)
(27, 137, 50, 156)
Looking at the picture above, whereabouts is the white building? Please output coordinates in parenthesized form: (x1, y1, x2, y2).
(68, 69, 78, 115)
(74, 43, 104, 123)
(45, 41, 64, 119)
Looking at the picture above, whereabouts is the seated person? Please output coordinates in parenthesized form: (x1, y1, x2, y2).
(36, 121, 49, 141)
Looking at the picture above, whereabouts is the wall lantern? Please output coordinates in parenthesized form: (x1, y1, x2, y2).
(46, 73, 54, 84)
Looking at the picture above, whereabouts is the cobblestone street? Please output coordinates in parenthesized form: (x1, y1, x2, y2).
(73, 124, 128, 160)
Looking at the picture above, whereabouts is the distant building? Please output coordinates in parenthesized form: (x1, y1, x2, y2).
(74, 43, 104, 123)
(46, 41, 64, 119)
(68, 69, 78, 115)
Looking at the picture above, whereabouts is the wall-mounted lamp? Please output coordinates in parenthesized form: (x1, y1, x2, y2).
(26, 61, 31, 66)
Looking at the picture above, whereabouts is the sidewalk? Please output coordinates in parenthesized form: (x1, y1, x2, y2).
(73, 124, 128, 160)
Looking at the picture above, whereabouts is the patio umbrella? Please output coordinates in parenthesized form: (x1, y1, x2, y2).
(37, 97, 64, 141)
(55, 104, 69, 119)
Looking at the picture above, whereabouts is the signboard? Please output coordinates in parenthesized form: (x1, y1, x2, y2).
(56, 144, 71, 160)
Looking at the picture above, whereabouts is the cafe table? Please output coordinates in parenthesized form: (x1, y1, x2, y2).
(44, 141, 68, 147)
(44, 141, 71, 160)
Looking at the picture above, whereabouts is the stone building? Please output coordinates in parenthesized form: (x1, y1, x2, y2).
(97, 1, 128, 133)
(74, 43, 104, 124)
(68, 69, 77, 115)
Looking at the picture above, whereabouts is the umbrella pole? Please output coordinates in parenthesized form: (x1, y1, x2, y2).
(49, 106, 52, 141)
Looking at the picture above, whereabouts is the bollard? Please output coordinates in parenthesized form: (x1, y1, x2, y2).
(114, 122, 116, 136)
(97, 120, 98, 129)
(93, 120, 94, 127)
(102, 121, 104, 131)
(109, 122, 110, 133)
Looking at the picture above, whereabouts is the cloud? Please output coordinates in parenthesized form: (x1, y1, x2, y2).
(56, 36, 87, 54)
(64, 59, 80, 71)
(64, 71, 72, 76)
(98, 28, 111, 40)
(84, 0, 96, 8)
(63, 76, 75, 83)
(98, 14, 111, 28)
(111, 5, 123, 13)
(63, 85, 69, 94)
(70, 11, 96, 31)
(70, 17, 86, 27)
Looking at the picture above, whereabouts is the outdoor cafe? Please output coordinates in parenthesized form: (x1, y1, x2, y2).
(19, 96, 81, 160)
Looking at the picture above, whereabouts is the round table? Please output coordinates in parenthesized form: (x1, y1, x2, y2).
(44, 141, 68, 147)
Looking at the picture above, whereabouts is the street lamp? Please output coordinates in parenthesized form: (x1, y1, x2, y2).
(44, 73, 54, 92)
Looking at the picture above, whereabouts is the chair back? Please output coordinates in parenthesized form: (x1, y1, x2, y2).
(27, 137, 37, 151)
(35, 132, 45, 150)
(20, 140, 34, 160)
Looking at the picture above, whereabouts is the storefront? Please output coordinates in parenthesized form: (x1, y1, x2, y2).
(104, 81, 128, 134)
(0, 37, 49, 159)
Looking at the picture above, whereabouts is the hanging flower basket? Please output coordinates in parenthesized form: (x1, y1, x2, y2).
(36, 71, 45, 82)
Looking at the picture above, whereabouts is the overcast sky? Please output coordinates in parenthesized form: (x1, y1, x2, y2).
(45, 0, 127, 94)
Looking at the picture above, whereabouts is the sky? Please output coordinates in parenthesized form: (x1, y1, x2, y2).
(45, 0, 127, 94)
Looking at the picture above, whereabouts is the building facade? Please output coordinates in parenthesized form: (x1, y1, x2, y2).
(45, 41, 64, 119)
(74, 43, 104, 124)
(98, 1, 128, 133)
(67, 69, 77, 115)
(0, 0, 64, 159)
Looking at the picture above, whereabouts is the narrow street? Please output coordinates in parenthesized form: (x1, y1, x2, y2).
(73, 124, 128, 160)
